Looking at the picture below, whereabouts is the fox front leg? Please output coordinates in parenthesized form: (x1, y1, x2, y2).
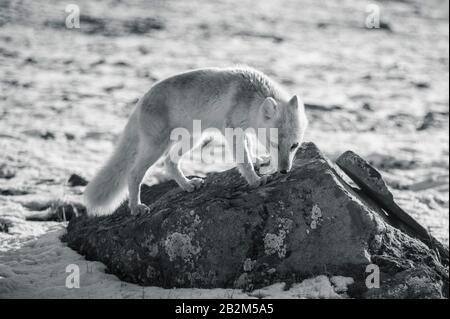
(164, 139, 205, 192)
(234, 135, 271, 188)
(253, 155, 272, 172)
(245, 138, 271, 172)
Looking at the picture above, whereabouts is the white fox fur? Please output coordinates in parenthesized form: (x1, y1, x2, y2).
(84, 109, 140, 215)
(84, 67, 308, 216)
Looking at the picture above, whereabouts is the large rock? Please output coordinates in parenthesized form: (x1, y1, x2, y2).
(63, 143, 448, 298)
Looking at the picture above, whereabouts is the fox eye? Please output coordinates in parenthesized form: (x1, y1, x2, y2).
(290, 142, 299, 151)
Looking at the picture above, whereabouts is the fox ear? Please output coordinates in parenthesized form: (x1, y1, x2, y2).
(261, 97, 278, 120)
(289, 95, 299, 108)
(289, 95, 305, 113)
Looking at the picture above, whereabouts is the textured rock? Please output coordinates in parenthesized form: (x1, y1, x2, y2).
(63, 143, 448, 298)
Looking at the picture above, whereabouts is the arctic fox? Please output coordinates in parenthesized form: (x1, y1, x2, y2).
(84, 67, 308, 216)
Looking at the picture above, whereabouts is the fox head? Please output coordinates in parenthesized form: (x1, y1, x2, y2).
(257, 95, 308, 174)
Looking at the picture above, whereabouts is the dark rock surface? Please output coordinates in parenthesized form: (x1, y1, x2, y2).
(67, 173, 88, 187)
(0, 164, 15, 179)
(0, 218, 11, 233)
(63, 143, 448, 298)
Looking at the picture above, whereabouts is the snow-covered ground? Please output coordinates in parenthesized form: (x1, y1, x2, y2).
(0, 227, 355, 298)
(0, 0, 448, 298)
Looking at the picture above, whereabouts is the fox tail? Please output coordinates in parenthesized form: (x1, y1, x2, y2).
(83, 110, 139, 216)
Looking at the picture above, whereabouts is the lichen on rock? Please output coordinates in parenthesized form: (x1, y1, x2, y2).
(310, 204, 322, 229)
(264, 232, 287, 258)
(164, 232, 201, 263)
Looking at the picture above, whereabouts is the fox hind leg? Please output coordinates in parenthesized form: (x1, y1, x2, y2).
(128, 142, 166, 215)
(164, 138, 205, 192)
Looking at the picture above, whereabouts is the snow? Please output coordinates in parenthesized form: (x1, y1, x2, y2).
(0, 228, 354, 299)
(249, 276, 354, 299)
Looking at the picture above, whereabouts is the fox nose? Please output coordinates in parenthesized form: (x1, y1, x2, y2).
(280, 170, 288, 174)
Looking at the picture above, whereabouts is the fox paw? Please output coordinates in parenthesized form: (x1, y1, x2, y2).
(253, 155, 271, 171)
(181, 177, 205, 192)
(130, 203, 150, 215)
